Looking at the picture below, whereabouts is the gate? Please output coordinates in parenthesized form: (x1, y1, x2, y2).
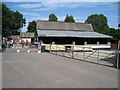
(47, 44, 119, 68)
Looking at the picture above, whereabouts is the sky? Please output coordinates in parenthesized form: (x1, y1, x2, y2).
(3, 2, 118, 32)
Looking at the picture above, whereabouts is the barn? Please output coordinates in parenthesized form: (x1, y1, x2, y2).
(36, 21, 112, 49)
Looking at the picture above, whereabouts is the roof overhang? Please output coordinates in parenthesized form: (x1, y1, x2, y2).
(37, 30, 112, 38)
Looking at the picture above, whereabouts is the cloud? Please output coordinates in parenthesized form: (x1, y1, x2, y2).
(20, 12, 40, 16)
(21, 20, 29, 32)
(74, 17, 87, 19)
(33, 8, 50, 11)
(32, 2, 93, 11)
(75, 20, 85, 23)
(107, 15, 119, 18)
(31, 17, 48, 20)
(57, 16, 66, 21)
(74, 16, 87, 23)
(57, 16, 87, 21)
(16, 2, 81, 10)
(16, 3, 42, 9)
(30, 16, 65, 21)
(15, 2, 116, 11)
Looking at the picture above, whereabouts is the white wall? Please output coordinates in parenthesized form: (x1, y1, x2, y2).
(85, 44, 111, 49)
(21, 38, 31, 42)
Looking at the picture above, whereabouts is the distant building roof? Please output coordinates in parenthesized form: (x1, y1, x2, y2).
(37, 30, 112, 38)
(36, 21, 94, 32)
(20, 32, 34, 38)
(10, 35, 20, 39)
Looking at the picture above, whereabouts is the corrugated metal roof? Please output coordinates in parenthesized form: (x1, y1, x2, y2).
(36, 21, 94, 32)
(10, 35, 20, 39)
(37, 30, 112, 38)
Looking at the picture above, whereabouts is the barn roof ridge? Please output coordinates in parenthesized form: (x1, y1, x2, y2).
(36, 20, 90, 25)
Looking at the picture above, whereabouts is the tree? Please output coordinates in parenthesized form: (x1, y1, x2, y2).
(2, 3, 26, 37)
(48, 13, 58, 21)
(85, 14, 109, 34)
(85, 14, 120, 40)
(27, 21, 36, 32)
(64, 15, 75, 22)
(109, 28, 120, 40)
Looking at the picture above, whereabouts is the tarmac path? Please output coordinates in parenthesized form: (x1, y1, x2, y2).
(2, 50, 118, 88)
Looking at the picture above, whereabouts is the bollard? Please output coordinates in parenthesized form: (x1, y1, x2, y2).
(17, 50, 20, 53)
(27, 49, 30, 53)
(38, 50, 41, 53)
(38, 46, 42, 53)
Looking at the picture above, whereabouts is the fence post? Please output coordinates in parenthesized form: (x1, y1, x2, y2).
(97, 49, 99, 63)
(117, 40, 120, 69)
(50, 44, 51, 53)
(83, 47, 85, 60)
(72, 46, 74, 58)
(63, 45, 65, 57)
(72, 42, 75, 58)
(116, 50, 119, 69)
(56, 45, 57, 55)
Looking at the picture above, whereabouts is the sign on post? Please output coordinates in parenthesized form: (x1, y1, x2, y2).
(38, 46, 41, 49)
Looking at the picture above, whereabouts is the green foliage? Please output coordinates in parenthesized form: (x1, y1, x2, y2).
(109, 28, 120, 40)
(48, 13, 58, 21)
(85, 14, 120, 40)
(27, 21, 36, 32)
(85, 14, 109, 33)
(2, 3, 26, 37)
(64, 15, 75, 22)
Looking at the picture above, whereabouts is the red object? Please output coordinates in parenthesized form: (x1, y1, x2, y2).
(21, 40, 25, 43)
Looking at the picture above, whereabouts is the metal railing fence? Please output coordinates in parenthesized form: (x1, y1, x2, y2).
(48, 44, 119, 68)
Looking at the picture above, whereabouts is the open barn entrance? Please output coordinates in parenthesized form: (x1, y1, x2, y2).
(38, 37, 111, 45)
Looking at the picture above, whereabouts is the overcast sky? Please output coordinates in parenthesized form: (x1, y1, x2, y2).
(3, 2, 118, 32)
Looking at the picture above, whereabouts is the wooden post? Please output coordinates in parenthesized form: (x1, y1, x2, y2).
(52, 41, 55, 45)
(72, 46, 74, 58)
(83, 47, 85, 60)
(50, 44, 51, 53)
(84, 41, 87, 45)
(56, 45, 57, 55)
(97, 49, 99, 63)
(97, 42, 99, 45)
(72, 42, 75, 58)
(73, 41, 75, 45)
